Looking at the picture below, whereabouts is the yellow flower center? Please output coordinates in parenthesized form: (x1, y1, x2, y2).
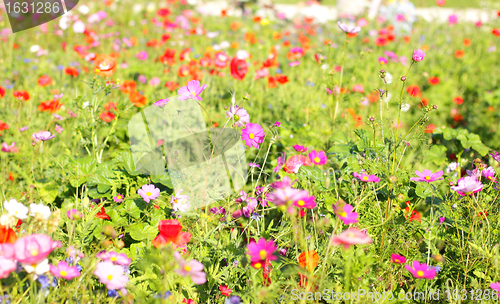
(95, 68, 100, 73)
(417, 270, 424, 277)
(190, 91, 196, 95)
(425, 176, 431, 180)
(117, 195, 121, 199)
(174, 199, 178, 204)
(394, 259, 400, 263)
(107, 275, 113, 280)
(110, 257, 117, 262)
(184, 265, 191, 272)
(314, 157, 320, 163)
(297, 200, 305, 206)
(259, 250, 267, 260)
(249, 133, 255, 139)
(340, 212, 347, 217)
(363, 176, 369, 181)
(60, 270, 68, 277)
(146, 192, 151, 196)
(99, 62, 109, 70)
(31, 249, 39, 256)
(254, 262, 262, 269)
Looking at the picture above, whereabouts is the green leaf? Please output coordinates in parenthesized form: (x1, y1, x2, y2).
(415, 183, 432, 199)
(423, 145, 447, 166)
(298, 166, 323, 182)
(114, 152, 138, 176)
(35, 181, 59, 204)
(122, 199, 142, 219)
(108, 208, 127, 226)
(127, 223, 158, 241)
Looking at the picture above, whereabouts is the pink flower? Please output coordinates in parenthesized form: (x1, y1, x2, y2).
(137, 184, 160, 203)
(391, 253, 406, 264)
(136, 51, 148, 60)
(293, 145, 307, 153)
(55, 124, 64, 133)
(481, 166, 497, 182)
(308, 150, 327, 165)
(241, 123, 265, 149)
(32, 131, 55, 142)
(352, 172, 380, 182)
(226, 105, 250, 127)
(0, 257, 16, 279)
(490, 151, 500, 162)
(331, 228, 372, 249)
(154, 98, 170, 107)
(268, 187, 306, 206)
(352, 84, 364, 93)
(448, 14, 458, 25)
(490, 282, 500, 297)
(247, 238, 277, 263)
(273, 152, 286, 173)
(14, 234, 61, 264)
(98, 251, 131, 266)
(412, 49, 426, 62)
(113, 193, 124, 203)
(94, 261, 129, 290)
(337, 21, 360, 34)
(289, 61, 300, 67)
(0, 243, 15, 259)
(356, 18, 368, 27)
(177, 80, 208, 101)
(334, 203, 358, 224)
(255, 68, 270, 80)
(1, 142, 18, 153)
(149, 77, 161, 86)
(410, 169, 444, 182)
(451, 176, 484, 196)
(174, 252, 207, 284)
(293, 193, 316, 209)
(378, 57, 388, 65)
(67, 209, 83, 220)
(405, 261, 437, 279)
(50, 261, 80, 280)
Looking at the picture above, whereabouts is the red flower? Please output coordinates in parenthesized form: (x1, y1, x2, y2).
(38, 99, 63, 113)
(492, 28, 500, 37)
(65, 67, 79, 77)
(0, 86, 5, 98)
(159, 48, 176, 66)
(13, 90, 30, 101)
(406, 85, 421, 97)
(262, 258, 272, 286)
(454, 50, 464, 59)
(403, 202, 422, 223)
(129, 91, 147, 107)
(156, 7, 171, 18)
(267, 76, 278, 88)
(0, 120, 10, 131)
(152, 219, 192, 248)
(119, 80, 137, 94)
(424, 124, 437, 134)
(95, 207, 110, 220)
(0, 225, 17, 243)
(37, 75, 52, 87)
(165, 81, 179, 91)
(178, 65, 190, 77)
(275, 74, 289, 84)
(179, 48, 191, 61)
(230, 58, 248, 81)
(428, 77, 440, 85)
(219, 285, 232, 296)
(453, 96, 463, 105)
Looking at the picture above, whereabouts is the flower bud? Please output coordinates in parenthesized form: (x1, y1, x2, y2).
(401, 76, 407, 81)
(102, 225, 117, 238)
(242, 93, 251, 100)
(369, 116, 375, 122)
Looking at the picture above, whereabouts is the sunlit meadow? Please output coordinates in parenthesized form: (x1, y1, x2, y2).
(1, 0, 500, 303)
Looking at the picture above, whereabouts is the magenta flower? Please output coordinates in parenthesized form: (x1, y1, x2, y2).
(177, 80, 208, 101)
(410, 169, 443, 182)
(135, 51, 148, 60)
(14, 234, 61, 264)
(378, 57, 388, 65)
(439, 217, 445, 224)
(448, 14, 458, 25)
(451, 176, 483, 196)
(154, 98, 170, 107)
(241, 123, 265, 149)
(293, 145, 307, 153)
(289, 61, 300, 67)
(94, 261, 129, 290)
(55, 125, 64, 133)
(67, 209, 83, 220)
(174, 252, 207, 285)
(113, 193, 124, 203)
(481, 166, 497, 183)
(391, 253, 406, 264)
(405, 261, 437, 279)
(137, 184, 160, 203)
(490, 282, 500, 297)
(98, 251, 131, 266)
(293, 193, 316, 209)
(334, 203, 358, 224)
(490, 151, 500, 162)
(268, 187, 306, 206)
(412, 49, 426, 62)
(247, 238, 277, 263)
(308, 150, 327, 165)
(50, 261, 80, 280)
(273, 152, 286, 173)
(1, 142, 18, 153)
(248, 163, 260, 168)
(337, 21, 361, 34)
(352, 172, 380, 183)
(0, 257, 16, 279)
(331, 228, 372, 249)
(226, 105, 250, 127)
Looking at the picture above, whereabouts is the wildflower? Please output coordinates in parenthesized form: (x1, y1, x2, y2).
(94, 54, 117, 77)
(13, 90, 30, 101)
(412, 49, 426, 62)
(29, 203, 51, 220)
(293, 193, 316, 209)
(32, 131, 55, 141)
(4, 199, 29, 220)
(331, 228, 372, 249)
(293, 145, 307, 153)
(481, 166, 497, 182)
(94, 261, 129, 290)
(490, 151, 500, 162)
(95, 207, 110, 220)
(154, 98, 170, 107)
(298, 251, 319, 272)
(129, 90, 147, 107)
(490, 282, 500, 297)
(428, 77, 440, 85)
(391, 254, 406, 264)
(0, 226, 17, 243)
(410, 169, 444, 182)
(268, 187, 305, 206)
(405, 261, 436, 279)
(337, 21, 361, 34)
(455, 50, 464, 59)
(174, 252, 207, 284)
(334, 203, 358, 224)
(242, 123, 265, 149)
(14, 234, 61, 264)
(352, 172, 380, 183)
(171, 190, 190, 212)
(50, 261, 80, 280)
(448, 14, 458, 25)
(152, 219, 192, 248)
(220, 285, 232, 296)
(439, 217, 445, 224)
(37, 75, 52, 87)
(249, 163, 260, 168)
(113, 194, 124, 203)
(66, 209, 83, 220)
(137, 184, 160, 203)
(55, 125, 64, 133)
(404, 202, 422, 223)
(451, 176, 483, 196)
(230, 58, 248, 80)
(283, 155, 312, 173)
(177, 80, 207, 101)
(378, 57, 388, 65)
(98, 251, 131, 266)
(225, 296, 242, 304)
(308, 150, 327, 165)
(273, 152, 286, 173)
(136, 51, 148, 60)
(226, 105, 250, 127)
(0, 256, 16, 279)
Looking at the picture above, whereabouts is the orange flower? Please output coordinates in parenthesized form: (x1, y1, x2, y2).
(165, 81, 179, 91)
(424, 124, 437, 133)
(0, 225, 17, 243)
(178, 65, 190, 77)
(298, 251, 319, 272)
(119, 80, 137, 94)
(403, 202, 422, 223)
(13, 90, 30, 101)
(94, 54, 117, 77)
(231, 22, 241, 31)
(65, 67, 79, 77)
(152, 219, 192, 248)
(347, 33, 358, 38)
(492, 28, 500, 37)
(129, 91, 147, 107)
(37, 75, 52, 87)
(454, 50, 464, 58)
(403, 36, 411, 43)
(463, 38, 471, 47)
(368, 91, 380, 103)
(267, 76, 278, 88)
(38, 99, 63, 113)
(406, 85, 421, 97)
(428, 77, 440, 85)
(272, 32, 282, 40)
(453, 96, 463, 105)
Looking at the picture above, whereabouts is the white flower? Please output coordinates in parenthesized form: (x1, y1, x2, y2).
(22, 258, 50, 276)
(72, 20, 86, 33)
(219, 41, 230, 49)
(78, 5, 90, 15)
(385, 72, 393, 84)
(82, 101, 90, 109)
(29, 45, 40, 53)
(236, 50, 250, 60)
(401, 103, 410, 112)
(146, 3, 156, 12)
(187, 0, 197, 5)
(29, 203, 51, 220)
(59, 15, 70, 30)
(446, 162, 459, 173)
(171, 190, 190, 213)
(383, 92, 393, 106)
(132, 4, 143, 13)
(4, 199, 29, 220)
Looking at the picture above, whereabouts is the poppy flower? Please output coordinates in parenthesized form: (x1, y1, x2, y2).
(0, 87, 5, 98)
(13, 90, 30, 101)
(38, 99, 63, 113)
(152, 219, 192, 248)
(298, 251, 319, 272)
(119, 80, 136, 94)
(453, 96, 463, 105)
(406, 85, 421, 97)
(428, 77, 440, 85)
(275, 74, 288, 84)
(94, 54, 117, 77)
(95, 207, 110, 220)
(0, 225, 17, 243)
(424, 124, 437, 133)
(37, 75, 52, 87)
(454, 50, 464, 58)
(403, 202, 422, 223)
(220, 285, 232, 296)
(178, 65, 190, 77)
(230, 58, 248, 81)
(463, 38, 471, 47)
(267, 76, 278, 88)
(165, 81, 179, 91)
(492, 28, 500, 37)
(283, 155, 312, 174)
(65, 67, 79, 77)
(0, 120, 9, 131)
(179, 48, 191, 61)
(129, 91, 147, 107)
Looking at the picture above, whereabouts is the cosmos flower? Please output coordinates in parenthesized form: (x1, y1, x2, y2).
(226, 105, 250, 127)
(50, 261, 80, 280)
(171, 189, 190, 212)
(293, 145, 307, 153)
(334, 203, 358, 224)
(177, 80, 208, 101)
(241, 123, 265, 149)
(137, 184, 160, 203)
(331, 228, 372, 249)
(174, 252, 207, 285)
(352, 172, 380, 183)
(410, 169, 444, 182)
(308, 150, 327, 165)
(14, 234, 61, 264)
(32, 131, 55, 141)
(451, 176, 483, 196)
(94, 261, 129, 290)
(412, 49, 426, 62)
(247, 238, 277, 264)
(405, 261, 437, 279)
(337, 21, 361, 34)
(391, 254, 406, 264)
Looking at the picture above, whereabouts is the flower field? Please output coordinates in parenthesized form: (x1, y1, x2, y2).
(1, 0, 500, 303)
